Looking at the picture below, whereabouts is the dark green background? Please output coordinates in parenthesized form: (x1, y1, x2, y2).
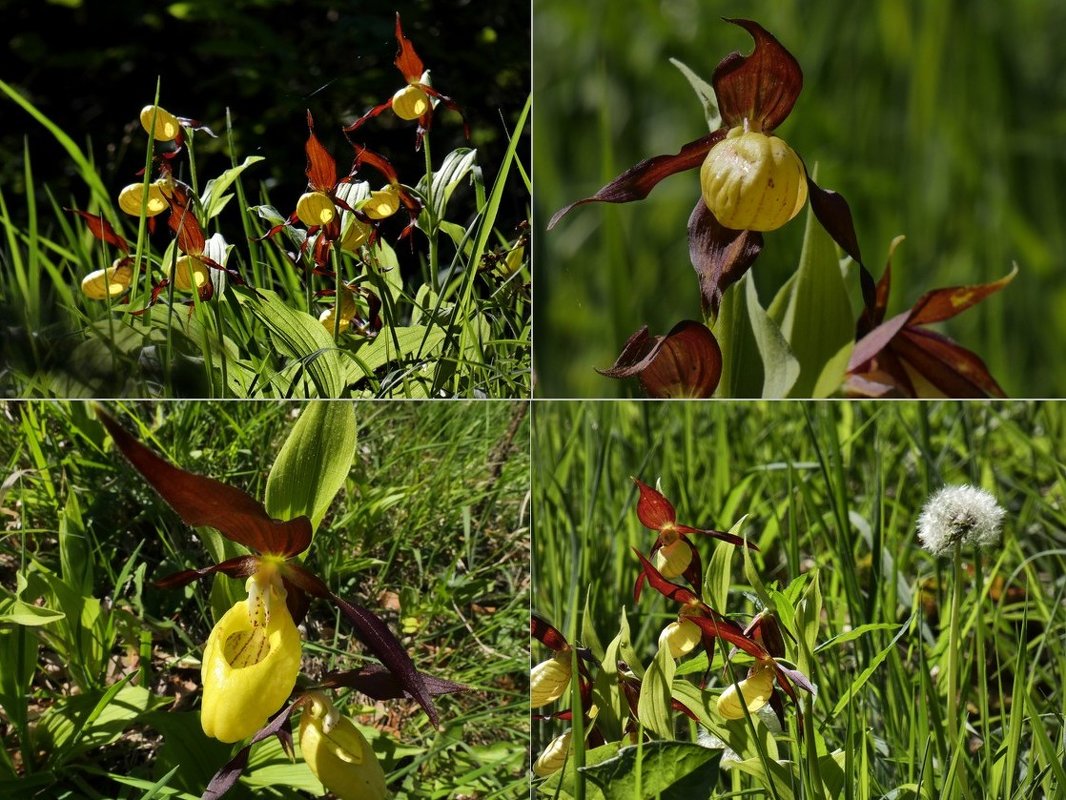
(534, 0, 1066, 397)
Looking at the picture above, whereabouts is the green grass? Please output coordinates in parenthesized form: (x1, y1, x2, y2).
(0, 399, 530, 798)
(0, 79, 531, 399)
(532, 400, 1065, 798)
(534, 0, 1066, 397)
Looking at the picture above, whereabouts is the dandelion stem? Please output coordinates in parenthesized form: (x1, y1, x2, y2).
(947, 542, 964, 798)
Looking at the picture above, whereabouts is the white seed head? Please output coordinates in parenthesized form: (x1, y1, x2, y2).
(917, 484, 1005, 556)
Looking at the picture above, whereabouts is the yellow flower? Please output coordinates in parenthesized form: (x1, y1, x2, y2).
(716, 662, 776, 720)
(658, 618, 701, 659)
(700, 125, 808, 232)
(392, 84, 431, 121)
(200, 575, 302, 743)
(118, 181, 169, 217)
(139, 105, 182, 142)
(362, 186, 401, 220)
(530, 651, 572, 708)
(533, 730, 571, 777)
(170, 255, 210, 293)
(319, 290, 359, 336)
(341, 216, 373, 252)
(300, 692, 388, 800)
(653, 536, 691, 579)
(296, 191, 337, 227)
(81, 260, 132, 300)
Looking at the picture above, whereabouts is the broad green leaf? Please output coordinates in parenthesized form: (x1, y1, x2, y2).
(265, 401, 357, 532)
(795, 569, 822, 677)
(616, 606, 643, 680)
(0, 598, 65, 626)
(425, 148, 478, 221)
(670, 58, 721, 131)
(705, 516, 748, 611)
(713, 275, 762, 397)
(745, 274, 801, 397)
(581, 585, 605, 660)
(35, 680, 167, 757)
(831, 615, 913, 717)
(591, 627, 626, 742)
(247, 730, 324, 794)
(345, 325, 448, 383)
(582, 740, 721, 800)
(670, 681, 773, 762)
(774, 170, 856, 397)
(142, 710, 232, 794)
(636, 645, 676, 740)
(59, 490, 92, 595)
(200, 155, 265, 219)
(727, 756, 797, 800)
(241, 289, 345, 397)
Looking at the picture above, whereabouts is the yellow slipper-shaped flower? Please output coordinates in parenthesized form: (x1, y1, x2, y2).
(200, 579, 302, 743)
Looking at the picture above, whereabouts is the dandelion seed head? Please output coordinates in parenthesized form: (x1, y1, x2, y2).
(917, 484, 1005, 556)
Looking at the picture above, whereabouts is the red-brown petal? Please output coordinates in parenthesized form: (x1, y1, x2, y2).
(166, 184, 206, 256)
(547, 130, 725, 230)
(848, 309, 911, 372)
(893, 327, 1006, 398)
(712, 19, 802, 133)
(805, 176, 871, 314)
(98, 410, 313, 557)
(599, 321, 723, 398)
(687, 200, 763, 315)
(154, 554, 261, 589)
(632, 478, 677, 530)
(907, 267, 1017, 326)
(633, 548, 700, 606)
(673, 524, 758, 551)
(320, 664, 467, 699)
(686, 613, 766, 660)
(67, 209, 130, 253)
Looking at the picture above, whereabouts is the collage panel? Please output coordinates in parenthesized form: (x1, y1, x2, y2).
(1, 2, 530, 399)
(531, 400, 1064, 797)
(534, 0, 1066, 398)
(0, 400, 529, 797)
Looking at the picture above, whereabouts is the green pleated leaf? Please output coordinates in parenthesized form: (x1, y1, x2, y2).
(670, 58, 721, 131)
(637, 645, 677, 741)
(346, 325, 447, 383)
(773, 168, 856, 397)
(242, 290, 345, 397)
(265, 401, 357, 533)
(582, 740, 721, 800)
(831, 615, 913, 718)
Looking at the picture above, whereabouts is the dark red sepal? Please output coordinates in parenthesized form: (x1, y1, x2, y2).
(632, 478, 676, 530)
(531, 613, 569, 652)
(632, 549, 699, 605)
(713, 19, 802, 133)
(97, 409, 313, 558)
(548, 129, 725, 230)
(393, 13, 425, 82)
(304, 110, 338, 192)
(600, 320, 723, 398)
(688, 201, 764, 315)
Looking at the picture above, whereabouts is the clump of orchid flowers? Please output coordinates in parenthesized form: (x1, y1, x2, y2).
(550, 18, 1014, 398)
(530, 478, 816, 787)
(72, 11, 469, 345)
(99, 410, 464, 799)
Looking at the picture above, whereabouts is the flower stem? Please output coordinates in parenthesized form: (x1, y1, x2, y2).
(947, 543, 965, 798)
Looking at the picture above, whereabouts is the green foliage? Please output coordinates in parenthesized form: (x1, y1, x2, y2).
(0, 399, 529, 798)
(532, 400, 1065, 797)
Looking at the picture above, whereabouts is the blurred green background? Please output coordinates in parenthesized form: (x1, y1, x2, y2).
(534, 0, 1066, 397)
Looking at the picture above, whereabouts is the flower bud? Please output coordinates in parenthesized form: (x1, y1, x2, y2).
(363, 186, 400, 220)
(296, 191, 337, 227)
(658, 618, 701, 659)
(118, 181, 169, 217)
(299, 694, 388, 800)
(700, 127, 807, 231)
(170, 255, 210, 293)
(81, 260, 133, 300)
(392, 84, 431, 121)
(139, 105, 182, 141)
(533, 730, 571, 777)
(200, 585, 302, 743)
(341, 217, 373, 252)
(716, 663, 776, 720)
(319, 291, 359, 336)
(653, 538, 691, 578)
(530, 651, 571, 708)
